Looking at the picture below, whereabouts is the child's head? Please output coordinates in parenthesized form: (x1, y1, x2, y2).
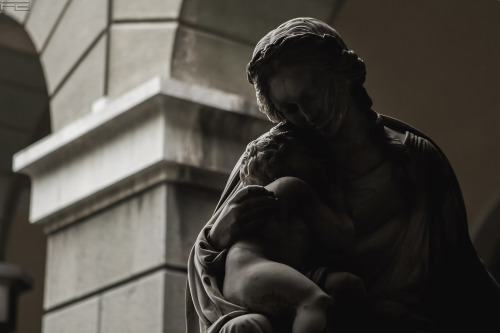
(239, 124, 328, 188)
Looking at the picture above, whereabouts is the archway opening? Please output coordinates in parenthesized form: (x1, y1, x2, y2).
(0, 13, 51, 333)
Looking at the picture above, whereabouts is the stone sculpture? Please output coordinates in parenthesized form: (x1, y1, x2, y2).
(224, 125, 365, 333)
(187, 17, 500, 332)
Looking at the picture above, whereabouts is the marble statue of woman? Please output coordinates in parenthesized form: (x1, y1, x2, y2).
(186, 17, 500, 332)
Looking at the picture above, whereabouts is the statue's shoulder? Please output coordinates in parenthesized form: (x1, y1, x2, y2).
(380, 114, 460, 191)
(380, 114, 442, 158)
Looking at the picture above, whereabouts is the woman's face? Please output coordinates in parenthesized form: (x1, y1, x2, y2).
(268, 62, 348, 138)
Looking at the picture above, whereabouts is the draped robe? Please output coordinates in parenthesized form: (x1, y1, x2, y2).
(186, 112, 500, 332)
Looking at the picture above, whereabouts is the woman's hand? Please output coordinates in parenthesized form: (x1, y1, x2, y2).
(208, 185, 278, 250)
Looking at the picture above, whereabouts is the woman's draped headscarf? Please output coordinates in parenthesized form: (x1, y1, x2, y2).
(246, 17, 371, 123)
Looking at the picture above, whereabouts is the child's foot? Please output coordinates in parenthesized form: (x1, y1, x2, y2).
(323, 272, 367, 332)
(292, 293, 332, 333)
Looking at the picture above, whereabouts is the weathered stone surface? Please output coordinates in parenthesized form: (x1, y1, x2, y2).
(106, 2, 337, 102)
(21, 99, 166, 224)
(25, 0, 71, 51)
(42, 296, 99, 333)
(160, 96, 262, 171)
(166, 183, 220, 267)
(41, 0, 107, 94)
(112, 0, 182, 20)
(172, 25, 255, 100)
(163, 270, 188, 333)
(13, 78, 269, 227)
(50, 34, 106, 130)
(44, 185, 167, 309)
(108, 22, 176, 98)
(180, 0, 338, 44)
(43, 269, 187, 333)
(100, 270, 186, 333)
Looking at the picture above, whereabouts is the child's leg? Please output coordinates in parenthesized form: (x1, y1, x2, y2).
(323, 271, 367, 310)
(292, 295, 331, 333)
(224, 244, 332, 333)
(322, 271, 367, 332)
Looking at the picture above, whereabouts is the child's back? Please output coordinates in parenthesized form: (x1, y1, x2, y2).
(231, 176, 319, 274)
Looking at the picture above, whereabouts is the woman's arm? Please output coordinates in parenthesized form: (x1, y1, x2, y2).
(208, 185, 278, 250)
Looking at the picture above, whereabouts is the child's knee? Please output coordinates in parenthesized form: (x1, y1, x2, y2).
(324, 272, 366, 301)
(304, 290, 333, 308)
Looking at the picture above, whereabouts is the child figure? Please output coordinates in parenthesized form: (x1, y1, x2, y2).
(222, 127, 356, 333)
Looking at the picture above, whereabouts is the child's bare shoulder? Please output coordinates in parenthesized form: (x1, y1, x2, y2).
(265, 177, 316, 202)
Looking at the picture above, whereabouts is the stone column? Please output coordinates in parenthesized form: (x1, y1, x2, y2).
(12, 0, 342, 332)
(14, 78, 270, 332)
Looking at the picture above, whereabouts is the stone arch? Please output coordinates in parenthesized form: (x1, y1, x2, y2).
(0, 12, 51, 333)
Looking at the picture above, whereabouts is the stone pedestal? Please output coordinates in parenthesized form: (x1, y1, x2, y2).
(13, 77, 271, 332)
